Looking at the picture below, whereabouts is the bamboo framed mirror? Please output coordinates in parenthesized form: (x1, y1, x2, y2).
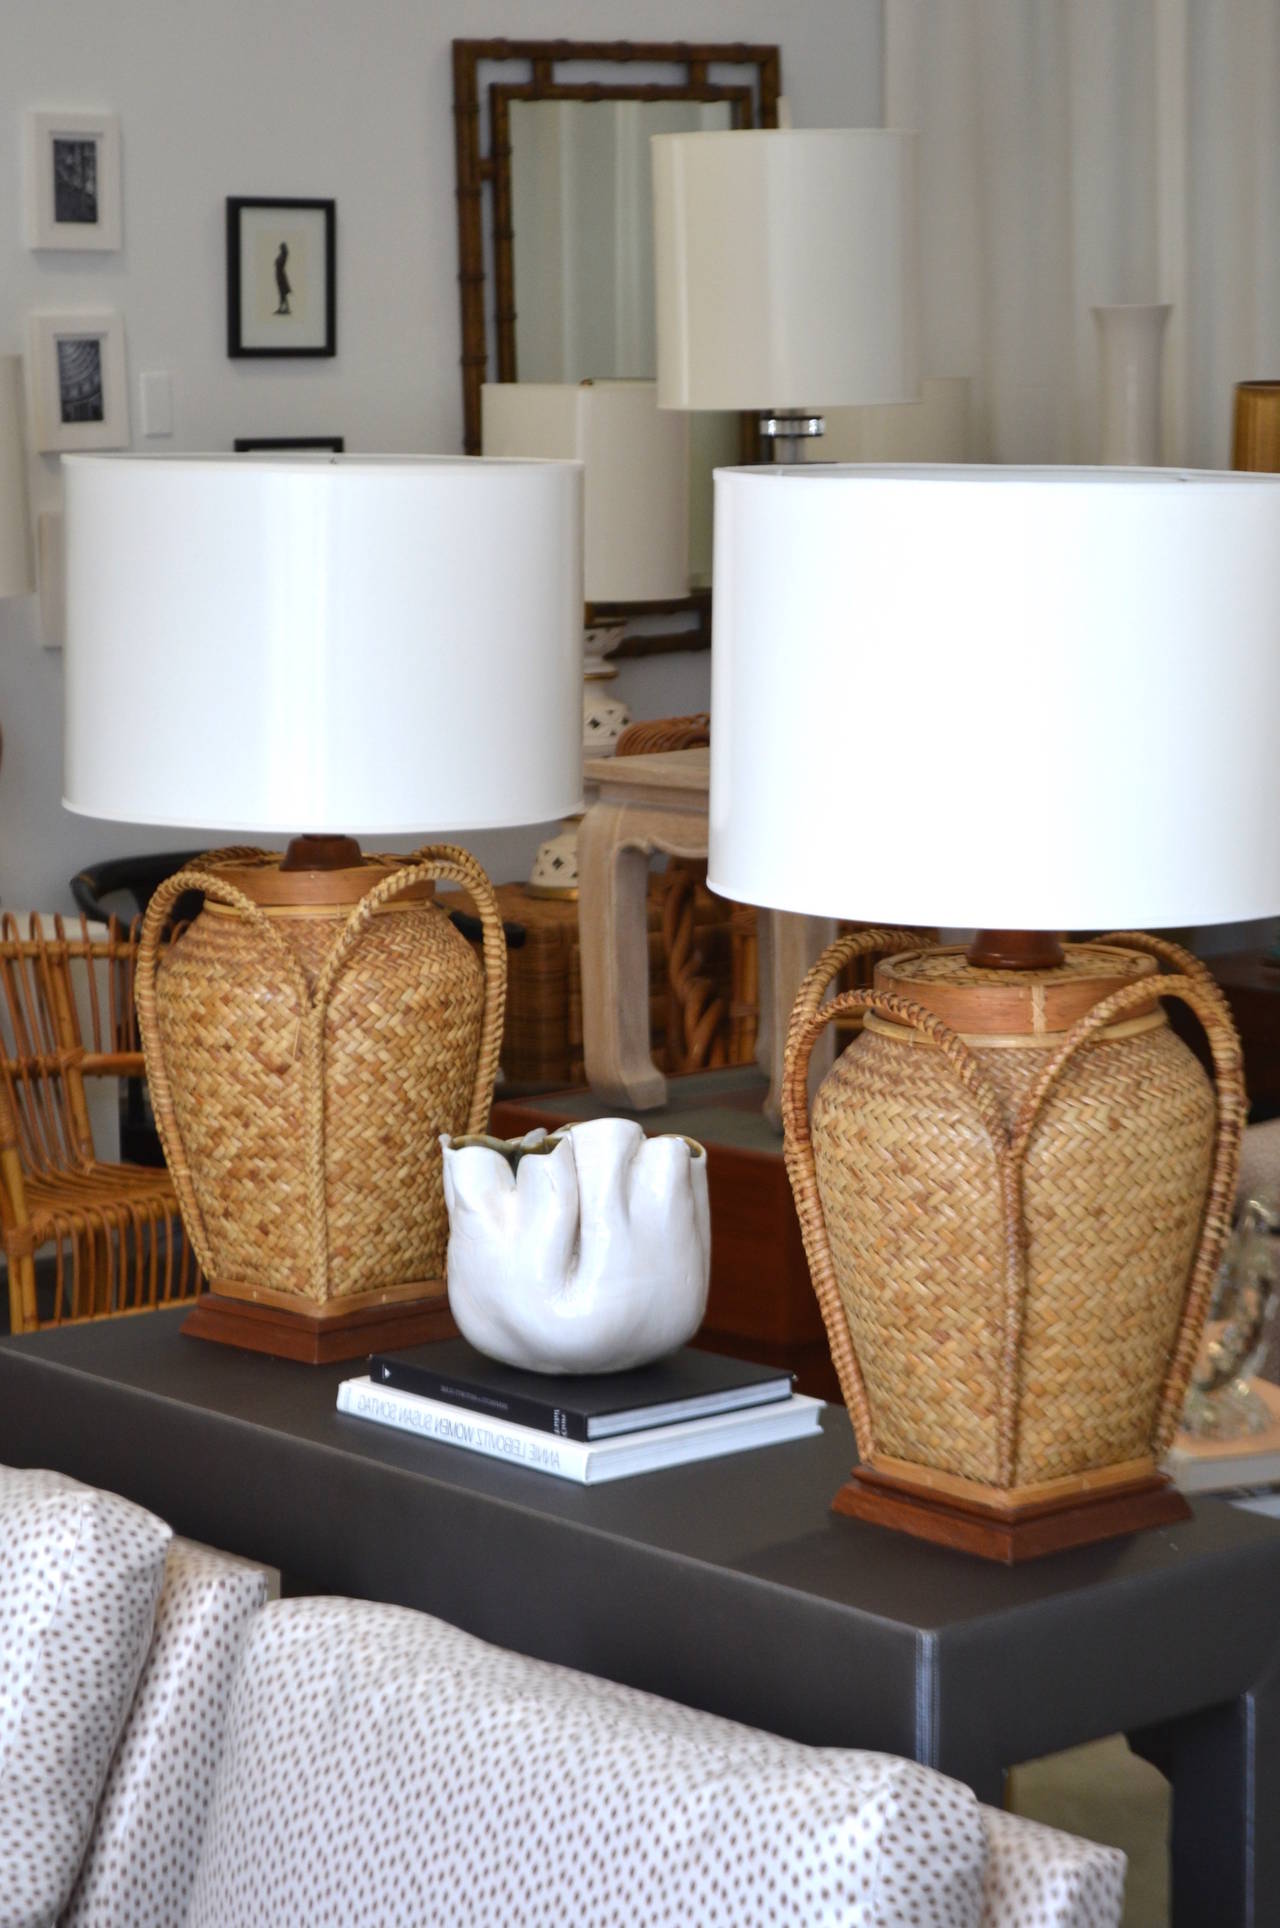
(452, 40, 780, 639)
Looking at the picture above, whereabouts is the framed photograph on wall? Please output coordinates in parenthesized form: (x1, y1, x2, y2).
(227, 198, 336, 357)
(233, 436, 345, 453)
(28, 311, 129, 452)
(25, 111, 122, 250)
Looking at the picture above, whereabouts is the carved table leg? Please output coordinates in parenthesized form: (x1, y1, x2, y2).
(577, 800, 669, 1109)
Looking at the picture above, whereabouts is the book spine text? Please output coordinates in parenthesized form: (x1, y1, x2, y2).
(372, 1360, 587, 1440)
(340, 1379, 591, 1481)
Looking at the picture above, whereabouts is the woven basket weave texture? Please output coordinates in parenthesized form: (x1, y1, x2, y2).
(783, 932, 1245, 1499)
(138, 848, 505, 1308)
(811, 1019, 1214, 1485)
(156, 902, 482, 1300)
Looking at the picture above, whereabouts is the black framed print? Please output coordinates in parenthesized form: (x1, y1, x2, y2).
(226, 198, 335, 358)
(233, 436, 345, 453)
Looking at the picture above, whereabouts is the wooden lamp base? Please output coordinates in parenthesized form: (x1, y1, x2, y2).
(182, 1283, 456, 1365)
(834, 1461, 1191, 1565)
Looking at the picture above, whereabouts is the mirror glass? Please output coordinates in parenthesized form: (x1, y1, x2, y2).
(509, 98, 733, 383)
(508, 97, 736, 584)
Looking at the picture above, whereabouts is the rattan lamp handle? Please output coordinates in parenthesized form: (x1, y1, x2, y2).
(137, 868, 312, 1282)
(784, 928, 922, 1065)
(783, 975, 1010, 1461)
(300, 848, 505, 1294)
(312, 846, 506, 1136)
(1008, 970, 1246, 1458)
(404, 845, 507, 1134)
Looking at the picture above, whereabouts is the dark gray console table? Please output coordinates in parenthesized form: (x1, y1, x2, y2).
(2, 1309, 1277, 1926)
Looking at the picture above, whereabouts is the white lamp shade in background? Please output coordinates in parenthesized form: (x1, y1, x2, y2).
(822, 377, 970, 463)
(0, 356, 34, 598)
(482, 381, 689, 603)
(63, 454, 584, 835)
(709, 464, 1280, 931)
(653, 130, 919, 412)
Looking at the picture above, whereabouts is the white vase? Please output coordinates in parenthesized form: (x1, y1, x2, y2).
(440, 1118, 711, 1374)
(1092, 303, 1170, 466)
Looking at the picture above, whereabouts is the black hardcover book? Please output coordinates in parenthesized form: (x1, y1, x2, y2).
(367, 1340, 794, 1443)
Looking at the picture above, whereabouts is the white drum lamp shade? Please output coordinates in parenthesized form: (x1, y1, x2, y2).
(62, 453, 584, 835)
(482, 381, 689, 604)
(653, 130, 919, 412)
(709, 465, 1280, 932)
(0, 356, 33, 599)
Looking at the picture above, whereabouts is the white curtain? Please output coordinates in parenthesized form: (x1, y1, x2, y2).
(885, 0, 1280, 466)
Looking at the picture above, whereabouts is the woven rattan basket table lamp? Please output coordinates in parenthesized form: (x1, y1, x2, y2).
(62, 453, 582, 1361)
(710, 462, 1280, 1560)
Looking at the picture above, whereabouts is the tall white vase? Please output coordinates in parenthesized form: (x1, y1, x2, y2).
(1092, 304, 1171, 465)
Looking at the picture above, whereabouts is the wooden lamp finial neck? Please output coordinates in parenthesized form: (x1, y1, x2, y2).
(280, 834, 365, 873)
(965, 930, 1067, 971)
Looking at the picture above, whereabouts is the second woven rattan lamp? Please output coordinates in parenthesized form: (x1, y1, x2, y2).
(63, 453, 581, 1361)
(710, 463, 1280, 1560)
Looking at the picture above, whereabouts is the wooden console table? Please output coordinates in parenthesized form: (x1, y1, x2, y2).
(578, 746, 833, 1127)
(2, 1309, 1278, 1926)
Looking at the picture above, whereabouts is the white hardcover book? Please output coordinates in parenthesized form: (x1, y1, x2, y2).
(337, 1375, 824, 1484)
(1163, 1379, 1280, 1496)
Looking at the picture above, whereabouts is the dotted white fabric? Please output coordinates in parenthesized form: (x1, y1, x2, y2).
(61, 1537, 269, 1928)
(188, 1596, 990, 1927)
(981, 1807, 1126, 1926)
(0, 1466, 171, 1928)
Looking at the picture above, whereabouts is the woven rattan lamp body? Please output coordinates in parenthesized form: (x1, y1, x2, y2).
(710, 464, 1280, 1559)
(63, 454, 582, 1360)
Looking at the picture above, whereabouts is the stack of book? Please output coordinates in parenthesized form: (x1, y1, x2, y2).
(1165, 1378, 1280, 1518)
(338, 1339, 823, 1484)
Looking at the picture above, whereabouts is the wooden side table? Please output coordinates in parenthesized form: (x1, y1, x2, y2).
(578, 747, 833, 1127)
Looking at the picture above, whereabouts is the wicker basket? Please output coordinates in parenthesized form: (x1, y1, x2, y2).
(782, 932, 1246, 1507)
(135, 846, 505, 1312)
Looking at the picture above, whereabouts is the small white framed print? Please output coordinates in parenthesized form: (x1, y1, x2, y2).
(226, 198, 336, 357)
(25, 111, 122, 251)
(28, 312, 130, 453)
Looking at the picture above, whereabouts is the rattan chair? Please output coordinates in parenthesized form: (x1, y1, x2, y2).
(0, 913, 197, 1333)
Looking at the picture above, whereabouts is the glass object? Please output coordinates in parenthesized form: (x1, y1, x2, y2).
(509, 98, 732, 384)
(1181, 1198, 1279, 1440)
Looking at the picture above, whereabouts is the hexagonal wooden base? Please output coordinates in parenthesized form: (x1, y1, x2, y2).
(182, 1286, 455, 1364)
(834, 1465, 1191, 1564)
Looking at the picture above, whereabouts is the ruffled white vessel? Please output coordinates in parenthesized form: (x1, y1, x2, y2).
(440, 1118, 711, 1374)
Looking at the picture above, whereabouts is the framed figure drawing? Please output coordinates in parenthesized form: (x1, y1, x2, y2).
(28, 312, 129, 452)
(25, 111, 122, 250)
(227, 198, 336, 357)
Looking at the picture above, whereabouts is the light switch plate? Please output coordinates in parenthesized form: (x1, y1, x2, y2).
(139, 369, 173, 437)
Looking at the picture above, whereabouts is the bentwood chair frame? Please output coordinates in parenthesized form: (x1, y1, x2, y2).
(0, 912, 197, 1333)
